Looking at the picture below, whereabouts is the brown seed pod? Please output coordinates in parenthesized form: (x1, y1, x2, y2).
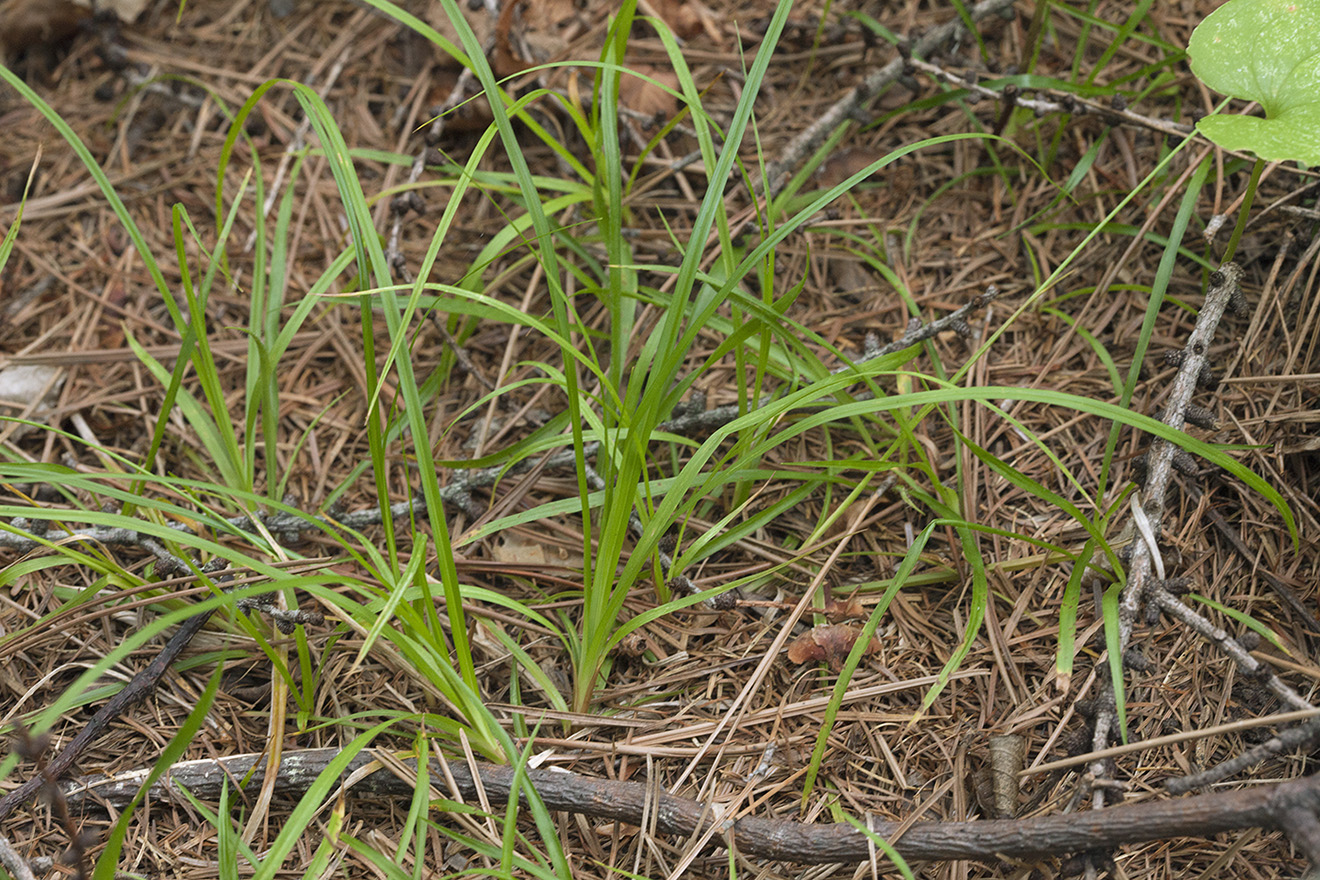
(1228, 285, 1250, 318)
(1154, 576, 1194, 595)
(1182, 404, 1220, 430)
(707, 590, 738, 611)
(667, 574, 696, 595)
(1159, 349, 1217, 387)
(1130, 453, 1149, 484)
(390, 191, 425, 216)
(1123, 647, 1152, 671)
(1170, 449, 1200, 476)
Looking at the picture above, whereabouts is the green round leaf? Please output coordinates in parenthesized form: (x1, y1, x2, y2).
(1188, 0, 1320, 165)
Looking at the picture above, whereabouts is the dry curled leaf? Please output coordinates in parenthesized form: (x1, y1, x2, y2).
(647, 0, 708, 40)
(74, 0, 147, 21)
(988, 734, 1025, 819)
(618, 63, 679, 120)
(823, 596, 865, 623)
(0, 0, 90, 59)
(490, 532, 548, 566)
(786, 624, 880, 671)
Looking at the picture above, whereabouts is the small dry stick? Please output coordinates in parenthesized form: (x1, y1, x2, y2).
(1168, 714, 1320, 794)
(1087, 263, 1246, 803)
(1149, 586, 1311, 712)
(0, 568, 314, 825)
(905, 55, 1193, 141)
(760, 0, 1019, 197)
(664, 287, 1000, 436)
(0, 597, 223, 823)
(1087, 265, 1316, 802)
(11, 728, 92, 880)
(0, 836, 37, 880)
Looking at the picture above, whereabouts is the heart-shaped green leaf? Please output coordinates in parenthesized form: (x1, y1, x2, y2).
(1188, 0, 1320, 165)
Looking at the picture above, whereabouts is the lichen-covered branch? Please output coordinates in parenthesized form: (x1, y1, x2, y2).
(55, 747, 1320, 869)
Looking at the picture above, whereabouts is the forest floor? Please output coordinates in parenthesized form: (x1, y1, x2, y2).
(1, 1, 1318, 878)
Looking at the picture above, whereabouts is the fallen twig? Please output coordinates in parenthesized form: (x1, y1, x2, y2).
(760, 0, 1019, 197)
(0, 835, 36, 880)
(55, 747, 1320, 868)
(0, 564, 234, 825)
(905, 55, 1194, 141)
(1202, 503, 1320, 631)
(1088, 265, 1254, 799)
(1083, 262, 1320, 824)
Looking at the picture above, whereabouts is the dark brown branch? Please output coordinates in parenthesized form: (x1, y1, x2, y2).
(1168, 714, 1320, 795)
(0, 577, 230, 823)
(11, 728, 90, 879)
(58, 748, 1320, 867)
(1202, 503, 1320, 631)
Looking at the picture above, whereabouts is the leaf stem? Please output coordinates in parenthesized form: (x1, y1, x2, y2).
(1222, 157, 1264, 264)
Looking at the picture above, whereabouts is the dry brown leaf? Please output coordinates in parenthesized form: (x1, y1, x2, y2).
(424, 70, 494, 133)
(646, 0, 706, 40)
(823, 596, 865, 623)
(74, 0, 148, 21)
(0, 0, 90, 60)
(786, 624, 880, 671)
(619, 63, 679, 120)
(492, 0, 530, 77)
(816, 148, 887, 190)
(491, 532, 549, 566)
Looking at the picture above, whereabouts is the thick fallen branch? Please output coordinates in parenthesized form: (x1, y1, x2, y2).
(56, 748, 1320, 867)
(0, 566, 316, 826)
